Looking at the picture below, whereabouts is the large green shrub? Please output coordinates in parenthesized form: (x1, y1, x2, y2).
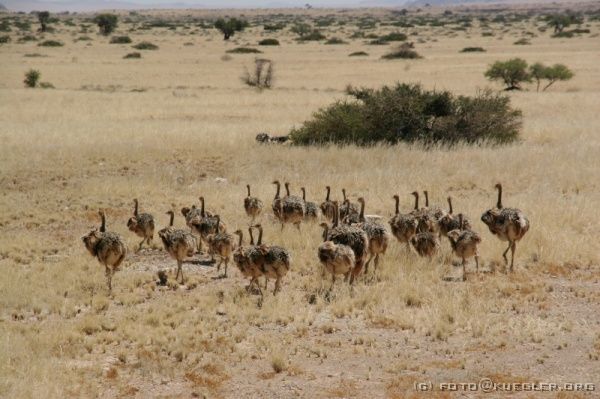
(289, 83, 521, 146)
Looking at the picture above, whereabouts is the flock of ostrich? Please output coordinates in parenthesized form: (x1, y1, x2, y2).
(82, 181, 530, 295)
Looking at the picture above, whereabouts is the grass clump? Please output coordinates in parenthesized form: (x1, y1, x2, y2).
(24, 69, 41, 88)
(132, 41, 158, 50)
(460, 46, 485, 52)
(258, 38, 279, 46)
(289, 83, 522, 146)
(325, 37, 348, 45)
(513, 38, 531, 45)
(0, 35, 11, 44)
(349, 51, 369, 56)
(110, 35, 132, 44)
(38, 40, 63, 47)
(124, 52, 141, 59)
(382, 47, 421, 59)
(227, 47, 262, 54)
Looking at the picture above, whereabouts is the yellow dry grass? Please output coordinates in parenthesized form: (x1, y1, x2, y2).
(1, 6, 599, 398)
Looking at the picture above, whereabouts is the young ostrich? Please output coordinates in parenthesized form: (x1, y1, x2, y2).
(190, 196, 226, 254)
(447, 214, 482, 280)
(82, 210, 127, 292)
(481, 183, 530, 272)
(354, 197, 390, 274)
(272, 181, 305, 230)
(325, 201, 369, 284)
(127, 198, 155, 252)
(244, 184, 263, 224)
(408, 191, 434, 233)
(339, 188, 359, 221)
(206, 215, 236, 278)
(158, 210, 197, 284)
(232, 229, 266, 294)
(318, 222, 355, 289)
(389, 194, 419, 250)
(319, 186, 336, 222)
(301, 187, 321, 221)
(253, 224, 291, 295)
(422, 190, 446, 234)
(438, 196, 472, 239)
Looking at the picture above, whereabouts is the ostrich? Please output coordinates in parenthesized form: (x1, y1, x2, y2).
(389, 194, 419, 250)
(301, 187, 321, 221)
(438, 196, 472, 239)
(190, 196, 226, 254)
(423, 190, 446, 234)
(158, 210, 197, 284)
(354, 197, 390, 274)
(320, 186, 336, 222)
(206, 215, 236, 278)
(126, 198, 155, 252)
(272, 181, 305, 230)
(253, 224, 291, 295)
(318, 222, 355, 289)
(481, 183, 530, 272)
(409, 191, 434, 233)
(447, 214, 482, 280)
(82, 210, 127, 292)
(325, 201, 369, 284)
(244, 184, 263, 224)
(232, 230, 265, 293)
(339, 188, 359, 221)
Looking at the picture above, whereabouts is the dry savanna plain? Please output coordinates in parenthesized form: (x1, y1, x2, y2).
(1, 3, 600, 398)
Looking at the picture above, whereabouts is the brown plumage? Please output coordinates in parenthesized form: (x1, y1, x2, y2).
(244, 184, 263, 224)
(423, 190, 446, 234)
(354, 197, 389, 274)
(272, 180, 283, 221)
(481, 183, 530, 272)
(438, 196, 472, 239)
(325, 201, 369, 284)
(206, 215, 236, 278)
(319, 186, 336, 222)
(318, 222, 355, 288)
(301, 187, 321, 221)
(190, 196, 226, 254)
(273, 181, 305, 230)
(82, 210, 127, 292)
(232, 229, 266, 294)
(409, 191, 435, 233)
(447, 214, 482, 280)
(389, 194, 419, 249)
(158, 210, 196, 284)
(253, 224, 291, 295)
(127, 198, 155, 252)
(410, 230, 440, 258)
(339, 188, 359, 221)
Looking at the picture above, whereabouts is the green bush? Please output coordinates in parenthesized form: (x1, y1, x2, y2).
(289, 83, 522, 146)
(296, 30, 326, 41)
(226, 47, 262, 54)
(94, 14, 118, 35)
(124, 52, 141, 59)
(382, 47, 421, 59)
(132, 41, 158, 50)
(39, 82, 55, 89)
(325, 37, 347, 45)
(379, 31, 408, 42)
(484, 58, 531, 90)
(529, 62, 574, 91)
(37, 11, 50, 32)
(513, 38, 530, 45)
(349, 51, 369, 56)
(19, 35, 38, 42)
(0, 35, 10, 44)
(76, 36, 92, 41)
(258, 38, 279, 46)
(551, 31, 574, 38)
(214, 18, 247, 40)
(460, 46, 485, 52)
(110, 35, 132, 44)
(24, 69, 41, 88)
(38, 40, 63, 47)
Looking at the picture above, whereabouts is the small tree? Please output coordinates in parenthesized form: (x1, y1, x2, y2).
(529, 62, 546, 92)
(541, 64, 574, 91)
(94, 14, 118, 36)
(546, 13, 581, 34)
(24, 69, 41, 88)
(214, 18, 247, 40)
(37, 11, 50, 33)
(484, 58, 531, 91)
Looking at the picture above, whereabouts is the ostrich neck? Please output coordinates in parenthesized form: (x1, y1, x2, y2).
(325, 187, 330, 201)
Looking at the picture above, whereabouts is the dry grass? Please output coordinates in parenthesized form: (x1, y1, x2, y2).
(1, 5, 600, 398)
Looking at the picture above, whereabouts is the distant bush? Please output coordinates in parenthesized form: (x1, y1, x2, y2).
(258, 38, 279, 46)
(110, 35, 132, 44)
(19, 34, 38, 42)
(325, 37, 347, 44)
(242, 58, 273, 89)
(132, 41, 158, 50)
(349, 51, 369, 56)
(38, 40, 63, 47)
(379, 31, 408, 42)
(513, 38, 530, 45)
(227, 47, 262, 54)
(485, 58, 531, 90)
(289, 83, 522, 146)
(214, 18, 248, 40)
(124, 52, 141, 59)
(24, 69, 41, 88)
(94, 13, 118, 36)
(481, 31, 494, 37)
(37, 11, 50, 33)
(460, 46, 485, 52)
(264, 23, 285, 31)
(0, 35, 10, 44)
(545, 13, 582, 34)
(39, 81, 55, 89)
(551, 31, 574, 38)
(24, 53, 46, 57)
(382, 46, 421, 59)
(76, 36, 92, 41)
(296, 30, 326, 41)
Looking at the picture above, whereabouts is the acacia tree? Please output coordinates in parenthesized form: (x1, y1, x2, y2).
(214, 18, 247, 40)
(484, 58, 531, 91)
(94, 13, 118, 36)
(546, 13, 581, 34)
(37, 11, 50, 33)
